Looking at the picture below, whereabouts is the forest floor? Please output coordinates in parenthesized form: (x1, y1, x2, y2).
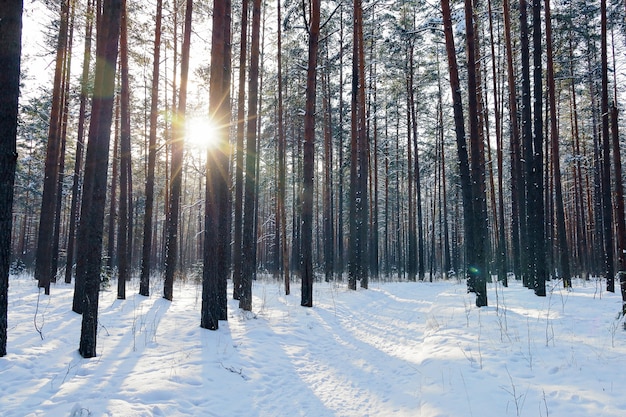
(2, 273, 625, 416)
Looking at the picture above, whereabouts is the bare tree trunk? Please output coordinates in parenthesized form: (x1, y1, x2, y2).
(503, 0, 523, 282)
(164, 0, 192, 301)
(301, 0, 320, 306)
(441, 0, 473, 288)
(349, 0, 368, 290)
(240, 0, 262, 311)
(139, 0, 163, 297)
(117, 0, 131, 299)
(76, 0, 122, 358)
(66, 0, 94, 284)
(35, 0, 70, 294)
(465, 0, 488, 306)
(600, 0, 614, 292)
(202, 0, 231, 329)
(276, 0, 290, 295)
(520, 0, 533, 289)
(0, 0, 23, 357)
(487, 0, 507, 286)
(107, 101, 119, 270)
(232, 0, 249, 300)
(545, 0, 570, 288)
(322, 55, 334, 283)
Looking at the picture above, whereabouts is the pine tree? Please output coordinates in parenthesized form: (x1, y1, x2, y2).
(0, 0, 23, 357)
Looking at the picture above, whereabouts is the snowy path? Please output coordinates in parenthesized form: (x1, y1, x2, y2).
(1, 275, 625, 416)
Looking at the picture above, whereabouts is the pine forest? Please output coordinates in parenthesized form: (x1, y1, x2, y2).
(2, 0, 626, 414)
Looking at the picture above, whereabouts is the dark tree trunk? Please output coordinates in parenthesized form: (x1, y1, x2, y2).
(66, 0, 94, 285)
(201, 0, 231, 330)
(301, 0, 320, 307)
(240, 0, 261, 311)
(0, 0, 23, 357)
(35, 0, 70, 294)
(322, 60, 334, 283)
(52, 4, 74, 283)
(406, 48, 416, 281)
(465, 0, 488, 307)
(487, 0, 507, 286)
(503, 0, 523, 282)
(545, 0, 570, 288)
(336, 5, 345, 279)
(107, 105, 119, 271)
(232, 0, 249, 301)
(611, 103, 626, 312)
(529, 0, 546, 297)
(139, 0, 163, 297)
(276, 0, 290, 295)
(76, 0, 122, 358)
(117, 0, 131, 300)
(600, 0, 614, 292)
(441, 0, 473, 289)
(164, 0, 192, 301)
(520, 0, 533, 289)
(348, 0, 368, 290)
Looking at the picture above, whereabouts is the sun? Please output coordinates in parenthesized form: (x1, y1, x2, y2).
(185, 117, 219, 149)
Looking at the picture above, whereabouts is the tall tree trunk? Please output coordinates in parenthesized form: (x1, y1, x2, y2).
(0, 0, 23, 357)
(117, 0, 131, 299)
(276, 0, 290, 295)
(530, 0, 546, 296)
(35, 0, 70, 294)
(465, 0, 488, 306)
(406, 45, 416, 281)
(520, 0, 533, 289)
(336, 5, 345, 279)
(610, 36, 626, 313)
(348, 0, 368, 290)
(356, 0, 368, 290)
(240, 0, 261, 311)
(164, 0, 192, 301)
(487, 0, 507, 286)
(139, 0, 163, 296)
(66, 0, 94, 284)
(441, 0, 473, 290)
(544, 0, 570, 288)
(600, 0, 614, 292)
(232, 0, 249, 300)
(107, 101, 119, 270)
(322, 57, 334, 283)
(301, 0, 320, 307)
(201, 0, 231, 329)
(503, 0, 523, 282)
(52, 4, 75, 283)
(76, 0, 122, 358)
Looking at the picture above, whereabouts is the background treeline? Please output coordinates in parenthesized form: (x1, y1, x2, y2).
(8, 0, 626, 313)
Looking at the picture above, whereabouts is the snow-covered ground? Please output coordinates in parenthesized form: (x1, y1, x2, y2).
(1, 274, 625, 416)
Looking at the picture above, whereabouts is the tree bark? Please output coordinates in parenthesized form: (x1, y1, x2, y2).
(164, 0, 192, 301)
(301, 0, 321, 306)
(600, 0, 614, 292)
(545, 0, 571, 288)
(202, 0, 231, 329)
(441, 0, 473, 290)
(66, 0, 94, 285)
(465, 0, 488, 306)
(117, 0, 131, 300)
(35, 0, 70, 294)
(0, 0, 23, 357)
(240, 0, 261, 311)
(139, 0, 163, 297)
(276, 0, 290, 295)
(232, 0, 249, 301)
(76, 0, 122, 358)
